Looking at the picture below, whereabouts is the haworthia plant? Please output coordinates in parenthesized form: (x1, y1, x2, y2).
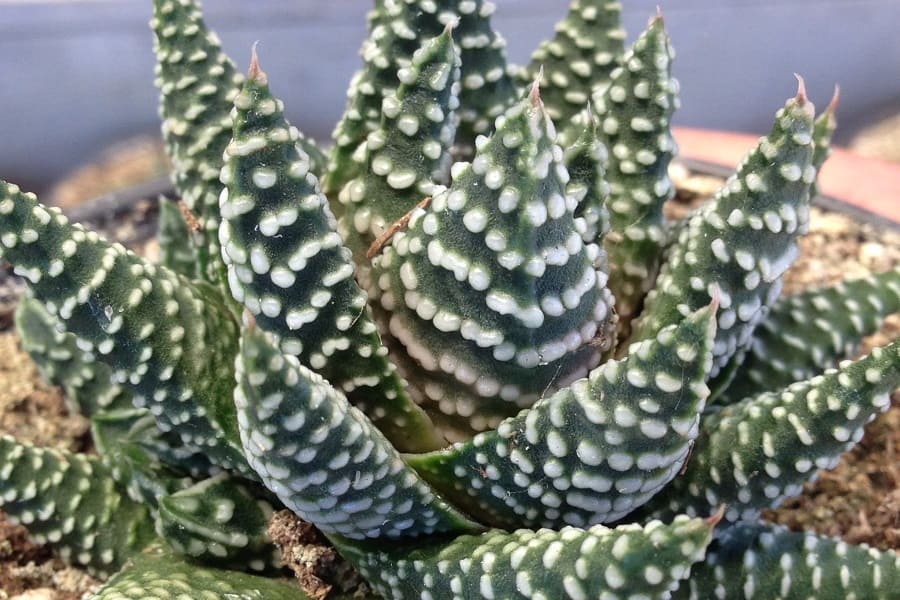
(1, 1, 898, 598)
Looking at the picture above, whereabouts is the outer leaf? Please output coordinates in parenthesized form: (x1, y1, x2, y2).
(157, 474, 281, 572)
(220, 52, 443, 452)
(335, 515, 717, 600)
(324, 0, 449, 198)
(156, 197, 196, 278)
(638, 339, 900, 524)
(564, 111, 612, 251)
(235, 323, 480, 541)
(92, 408, 190, 504)
(719, 266, 900, 404)
(372, 87, 616, 441)
(810, 87, 838, 199)
(597, 16, 679, 330)
(523, 0, 626, 128)
(0, 182, 252, 476)
(674, 522, 900, 600)
(93, 547, 309, 599)
(630, 84, 816, 381)
(151, 0, 324, 285)
(324, 0, 517, 196)
(15, 296, 132, 417)
(450, 0, 519, 157)
(338, 26, 460, 262)
(409, 303, 715, 529)
(0, 435, 157, 578)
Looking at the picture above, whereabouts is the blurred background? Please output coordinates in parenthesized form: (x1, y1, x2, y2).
(1, 0, 899, 197)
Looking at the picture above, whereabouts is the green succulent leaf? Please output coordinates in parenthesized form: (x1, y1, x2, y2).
(810, 88, 839, 199)
(336, 515, 717, 600)
(639, 338, 900, 524)
(235, 323, 480, 540)
(631, 85, 816, 383)
(0, 182, 252, 476)
(324, 0, 518, 197)
(0, 435, 157, 577)
(564, 111, 612, 252)
(338, 26, 461, 262)
(674, 522, 900, 600)
(719, 266, 900, 404)
(324, 0, 453, 198)
(157, 474, 281, 573)
(372, 87, 616, 441)
(409, 303, 715, 529)
(152, 0, 324, 286)
(15, 296, 133, 417)
(595, 16, 679, 329)
(91, 408, 196, 508)
(93, 547, 309, 599)
(220, 51, 443, 452)
(450, 0, 519, 157)
(156, 197, 197, 278)
(524, 0, 626, 130)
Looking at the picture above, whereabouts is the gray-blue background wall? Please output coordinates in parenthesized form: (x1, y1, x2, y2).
(2, 0, 898, 192)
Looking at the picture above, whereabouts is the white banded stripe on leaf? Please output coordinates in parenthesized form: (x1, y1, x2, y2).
(640, 338, 900, 525)
(220, 52, 444, 452)
(0, 435, 156, 578)
(235, 324, 480, 540)
(718, 266, 900, 404)
(372, 86, 616, 441)
(675, 522, 900, 600)
(631, 82, 816, 383)
(336, 515, 716, 600)
(0, 181, 252, 477)
(408, 304, 716, 529)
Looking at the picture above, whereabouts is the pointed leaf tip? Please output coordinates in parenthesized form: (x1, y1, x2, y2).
(793, 73, 808, 105)
(242, 309, 257, 330)
(583, 100, 598, 128)
(709, 283, 721, 313)
(247, 41, 267, 84)
(706, 504, 727, 527)
(530, 66, 544, 108)
(827, 84, 840, 113)
(651, 5, 664, 25)
(443, 16, 459, 36)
